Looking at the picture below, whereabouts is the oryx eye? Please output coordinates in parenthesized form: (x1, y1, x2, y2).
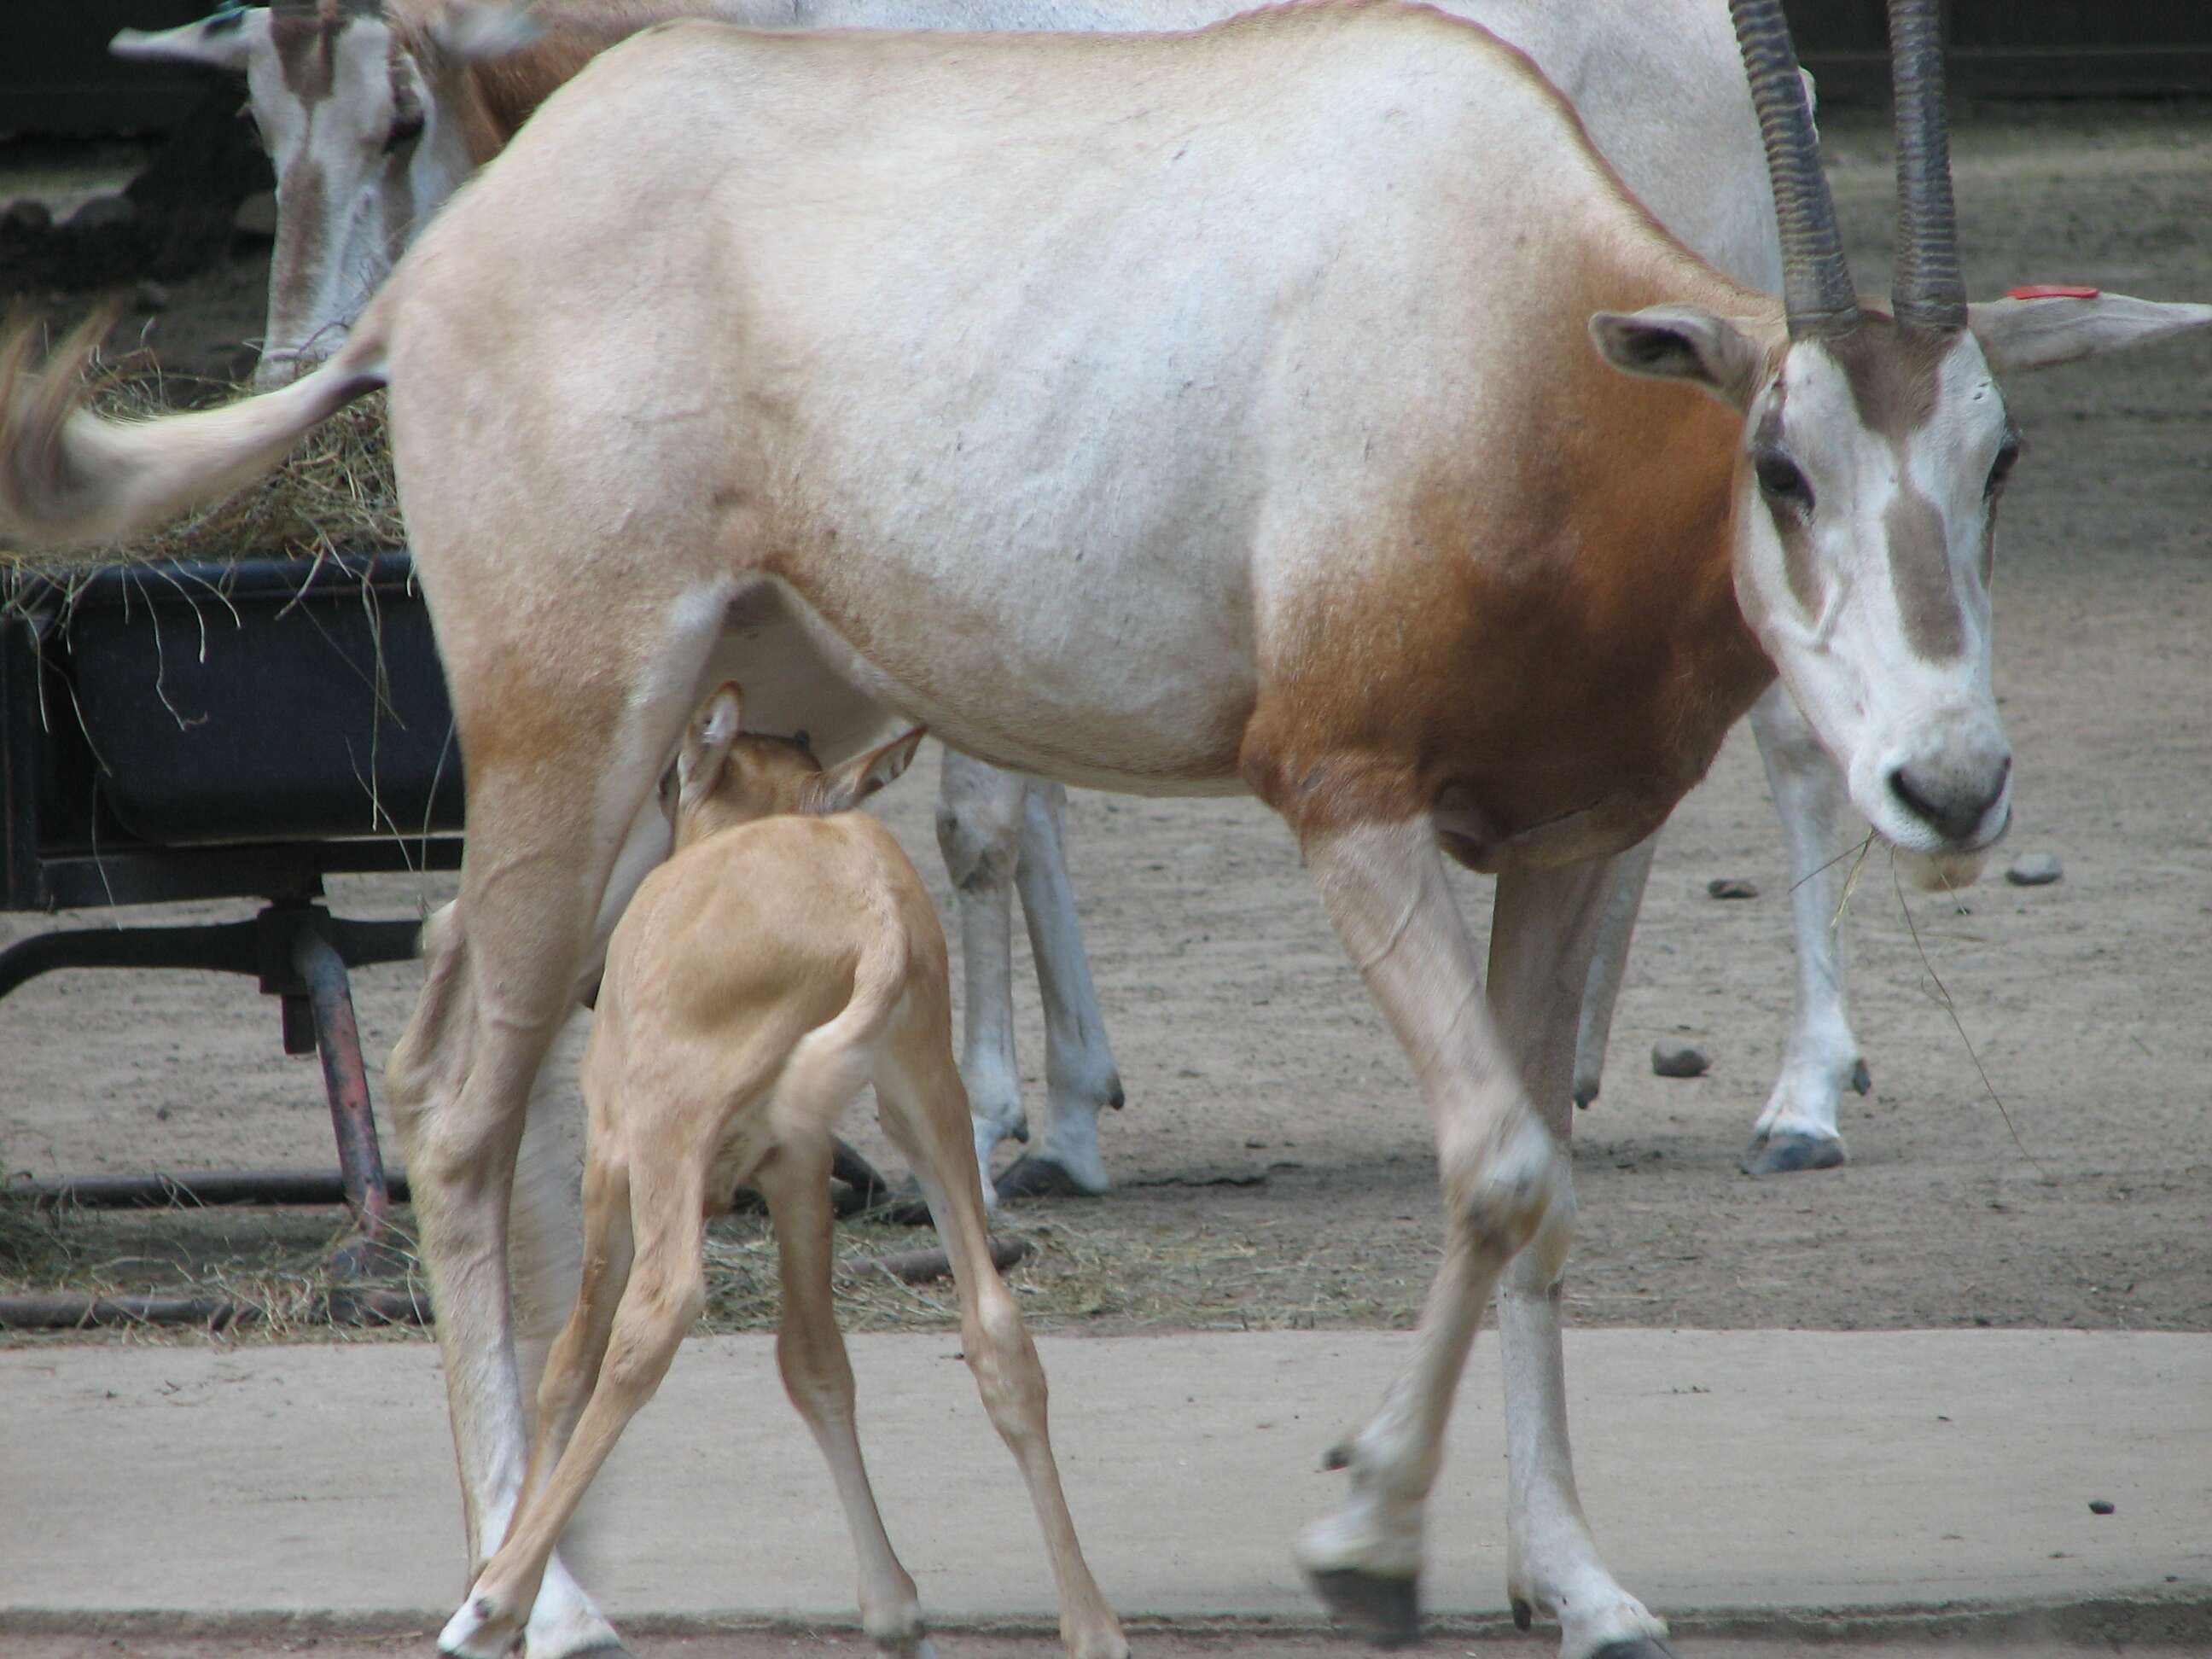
(1986, 430, 2023, 497)
(1754, 448, 1813, 513)
(384, 110, 425, 153)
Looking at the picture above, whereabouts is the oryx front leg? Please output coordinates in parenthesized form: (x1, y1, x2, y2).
(1490, 858, 1675, 1659)
(1743, 684, 1862, 1175)
(1293, 818, 1560, 1647)
(936, 748, 1029, 1199)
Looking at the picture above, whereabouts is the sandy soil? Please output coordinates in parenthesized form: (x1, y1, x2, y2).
(3, 103, 2209, 1336)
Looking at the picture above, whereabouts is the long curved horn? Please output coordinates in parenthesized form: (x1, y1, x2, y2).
(1728, 0, 1858, 339)
(1887, 0, 1967, 332)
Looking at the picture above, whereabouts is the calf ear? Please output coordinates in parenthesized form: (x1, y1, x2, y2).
(1970, 292, 2212, 375)
(677, 683, 745, 801)
(812, 727, 927, 815)
(1589, 305, 1765, 410)
(112, 7, 271, 72)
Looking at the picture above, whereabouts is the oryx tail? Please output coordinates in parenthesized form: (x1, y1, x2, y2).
(0, 297, 392, 550)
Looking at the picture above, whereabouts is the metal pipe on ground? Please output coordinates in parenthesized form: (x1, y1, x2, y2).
(14, 1169, 413, 1210)
(0, 1287, 431, 1330)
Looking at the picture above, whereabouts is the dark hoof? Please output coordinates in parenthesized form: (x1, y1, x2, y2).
(1105, 1077, 1126, 1110)
(1511, 1598, 1534, 1632)
(1590, 1639, 1679, 1659)
(1849, 1058, 1873, 1096)
(1572, 1080, 1599, 1110)
(1306, 1568, 1421, 1648)
(993, 1155, 1103, 1201)
(1741, 1129, 1847, 1176)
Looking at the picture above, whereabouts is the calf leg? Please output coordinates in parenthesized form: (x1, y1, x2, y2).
(874, 1035, 1128, 1659)
(1491, 857, 1676, 1659)
(1001, 780, 1124, 1197)
(1743, 683, 1863, 1174)
(1289, 817, 1559, 1645)
(758, 1139, 934, 1657)
(440, 1157, 705, 1659)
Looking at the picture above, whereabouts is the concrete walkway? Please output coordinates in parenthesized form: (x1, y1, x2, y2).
(3, 1330, 2207, 1633)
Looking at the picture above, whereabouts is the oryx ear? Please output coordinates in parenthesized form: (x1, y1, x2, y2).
(427, 0, 544, 61)
(811, 727, 927, 815)
(1969, 291, 2212, 375)
(677, 683, 744, 800)
(1590, 304, 1765, 410)
(112, 7, 270, 72)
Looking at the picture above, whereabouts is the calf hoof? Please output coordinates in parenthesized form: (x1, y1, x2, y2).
(994, 1154, 1107, 1200)
(1306, 1567, 1421, 1648)
(1740, 1129, 1846, 1176)
(1591, 1640, 1679, 1659)
(1850, 1058, 1873, 1095)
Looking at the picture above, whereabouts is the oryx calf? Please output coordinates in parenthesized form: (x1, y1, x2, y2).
(437, 687, 1126, 1659)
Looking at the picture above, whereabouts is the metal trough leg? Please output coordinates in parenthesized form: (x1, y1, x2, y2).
(288, 923, 393, 1278)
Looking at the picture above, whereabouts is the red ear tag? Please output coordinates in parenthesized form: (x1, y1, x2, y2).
(2006, 284, 2100, 300)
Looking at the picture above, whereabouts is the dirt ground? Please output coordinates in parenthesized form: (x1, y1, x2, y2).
(3, 102, 2209, 1339)
(1, 1633, 2199, 1659)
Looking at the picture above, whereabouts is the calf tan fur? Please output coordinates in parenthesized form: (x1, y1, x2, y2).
(439, 688, 1125, 1659)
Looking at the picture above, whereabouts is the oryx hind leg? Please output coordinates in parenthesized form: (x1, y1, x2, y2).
(1003, 778, 1123, 1197)
(385, 577, 723, 1659)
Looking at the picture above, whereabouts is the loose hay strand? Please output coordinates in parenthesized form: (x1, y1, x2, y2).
(1889, 853, 2048, 1179)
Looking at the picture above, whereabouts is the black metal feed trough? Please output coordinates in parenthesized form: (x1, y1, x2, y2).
(1, 549, 463, 1301)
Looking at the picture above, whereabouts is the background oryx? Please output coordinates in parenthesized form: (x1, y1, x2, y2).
(8, 0, 2207, 1655)
(120, 0, 1878, 1188)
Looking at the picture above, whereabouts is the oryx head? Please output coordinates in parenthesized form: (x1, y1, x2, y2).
(1592, 0, 2209, 888)
(113, 2, 533, 388)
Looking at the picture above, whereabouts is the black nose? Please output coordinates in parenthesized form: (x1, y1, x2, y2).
(1888, 754, 2011, 843)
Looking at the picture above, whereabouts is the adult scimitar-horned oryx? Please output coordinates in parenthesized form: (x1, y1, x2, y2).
(7, 0, 2209, 1653)
(120, 0, 1888, 1185)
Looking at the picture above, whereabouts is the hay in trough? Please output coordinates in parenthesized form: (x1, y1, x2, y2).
(0, 346, 402, 591)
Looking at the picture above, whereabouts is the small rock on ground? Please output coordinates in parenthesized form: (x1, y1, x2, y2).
(2006, 853, 2064, 887)
(1652, 1040, 1711, 1079)
(1708, 876, 1760, 899)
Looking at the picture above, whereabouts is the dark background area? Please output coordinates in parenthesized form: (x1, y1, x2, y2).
(4, 0, 2212, 142)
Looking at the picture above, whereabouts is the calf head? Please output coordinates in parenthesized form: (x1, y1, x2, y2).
(667, 684, 928, 853)
(112, 1, 530, 388)
(1591, 0, 2209, 888)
